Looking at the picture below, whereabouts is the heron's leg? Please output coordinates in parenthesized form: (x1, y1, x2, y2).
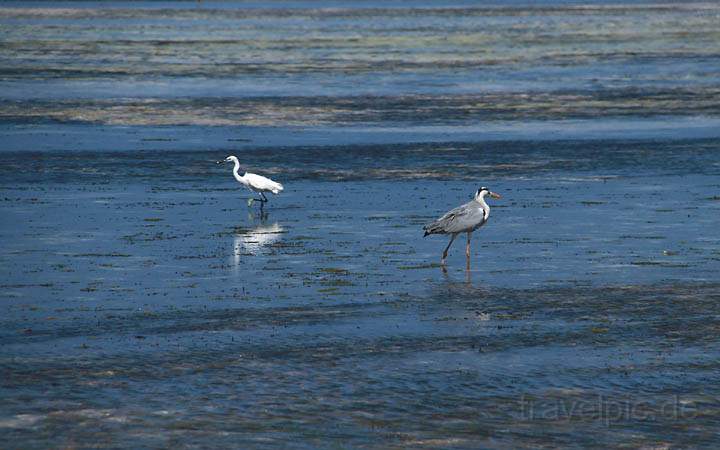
(441, 233, 457, 265)
(260, 192, 268, 203)
(466, 231, 472, 270)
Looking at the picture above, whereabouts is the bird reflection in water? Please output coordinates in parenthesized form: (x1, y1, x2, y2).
(442, 265, 474, 285)
(232, 213, 284, 270)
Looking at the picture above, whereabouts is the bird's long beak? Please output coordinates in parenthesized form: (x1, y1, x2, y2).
(489, 191, 501, 199)
(216, 160, 224, 164)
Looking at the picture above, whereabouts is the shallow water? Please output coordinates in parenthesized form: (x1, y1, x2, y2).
(1, 0, 720, 128)
(2, 0, 720, 448)
(2, 139, 720, 448)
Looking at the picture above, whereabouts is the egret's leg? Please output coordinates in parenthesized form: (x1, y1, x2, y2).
(257, 192, 269, 211)
(441, 233, 457, 265)
(466, 231, 472, 270)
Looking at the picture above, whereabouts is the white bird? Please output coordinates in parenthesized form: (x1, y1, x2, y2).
(423, 187, 501, 268)
(217, 155, 284, 209)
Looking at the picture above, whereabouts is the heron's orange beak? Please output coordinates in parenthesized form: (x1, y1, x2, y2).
(489, 192, 501, 199)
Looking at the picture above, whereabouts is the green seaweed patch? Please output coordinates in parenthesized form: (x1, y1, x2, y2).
(590, 327, 609, 334)
(260, 266, 287, 271)
(657, 263, 690, 268)
(366, 215, 391, 221)
(320, 279, 355, 287)
(52, 264, 74, 272)
(495, 312, 526, 320)
(0, 283, 53, 288)
(397, 263, 442, 270)
(143, 218, 163, 222)
(384, 249, 414, 255)
(580, 200, 606, 206)
(268, 241, 302, 248)
(318, 267, 350, 275)
(318, 287, 340, 294)
(122, 232, 179, 242)
(436, 316, 460, 322)
(75, 253, 131, 258)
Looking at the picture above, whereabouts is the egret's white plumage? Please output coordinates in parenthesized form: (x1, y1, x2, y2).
(236, 171, 284, 195)
(423, 187, 501, 268)
(218, 155, 284, 208)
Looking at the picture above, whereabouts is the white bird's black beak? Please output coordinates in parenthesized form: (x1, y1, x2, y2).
(216, 160, 224, 164)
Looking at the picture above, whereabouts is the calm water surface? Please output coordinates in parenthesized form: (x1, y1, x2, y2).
(1, 1, 720, 448)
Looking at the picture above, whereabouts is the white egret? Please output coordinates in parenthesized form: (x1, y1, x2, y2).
(217, 155, 284, 209)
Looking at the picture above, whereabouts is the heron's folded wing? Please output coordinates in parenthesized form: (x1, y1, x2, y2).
(437, 203, 484, 233)
(434, 205, 462, 226)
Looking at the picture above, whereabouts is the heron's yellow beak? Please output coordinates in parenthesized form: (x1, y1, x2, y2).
(489, 192, 501, 199)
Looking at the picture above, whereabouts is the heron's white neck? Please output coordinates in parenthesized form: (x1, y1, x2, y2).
(474, 192, 491, 218)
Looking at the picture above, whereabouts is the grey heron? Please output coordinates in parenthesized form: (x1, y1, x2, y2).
(423, 187, 501, 268)
(217, 155, 284, 210)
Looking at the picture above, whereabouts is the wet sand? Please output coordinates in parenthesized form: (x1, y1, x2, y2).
(2, 0, 720, 448)
(2, 139, 720, 447)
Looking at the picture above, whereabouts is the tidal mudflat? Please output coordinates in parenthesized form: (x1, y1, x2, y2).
(3, 140, 720, 447)
(2, 1, 720, 448)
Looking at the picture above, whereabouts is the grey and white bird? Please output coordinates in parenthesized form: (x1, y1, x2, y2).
(217, 155, 284, 209)
(423, 187, 501, 268)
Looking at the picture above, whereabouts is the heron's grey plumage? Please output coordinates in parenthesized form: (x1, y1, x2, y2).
(423, 187, 501, 267)
(423, 201, 486, 236)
